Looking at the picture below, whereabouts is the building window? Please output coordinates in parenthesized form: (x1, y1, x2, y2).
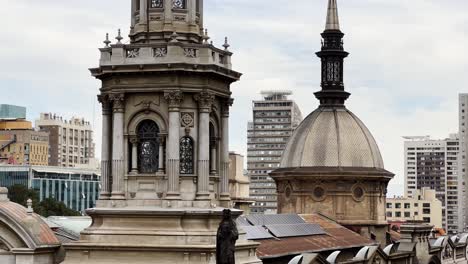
(151, 0, 163, 8)
(395, 203, 401, 209)
(423, 217, 430, 223)
(395, 212, 401, 217)
(404, 212, 411, 218)
(180, 136, 194, 174)
(172, 0, 186, 9)
(137, 120, 160, 173)
(386, 212, 392, 217)
(404, 203, 410, 209)
(423, 208, 431, 214)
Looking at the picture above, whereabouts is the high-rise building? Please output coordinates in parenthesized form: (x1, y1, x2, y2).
(0, 104, 26, 120)
(36, 113, 95, 168)
(403, 135, 461, 234)
(459, 93, 468, 231)
(247, 91, 302, 214)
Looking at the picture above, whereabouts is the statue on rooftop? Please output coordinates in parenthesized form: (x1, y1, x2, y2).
(216, 209, 239, 264)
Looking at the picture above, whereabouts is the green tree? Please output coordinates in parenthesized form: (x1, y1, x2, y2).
(36, 198, 81, 217)
(7, 185, 81, 217)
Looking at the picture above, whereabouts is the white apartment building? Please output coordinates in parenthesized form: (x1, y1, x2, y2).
(386, 188, 443, 229)
(459, 93, 468, 231)
(36, 113, 95, 168)
(404, 134, 461, 234)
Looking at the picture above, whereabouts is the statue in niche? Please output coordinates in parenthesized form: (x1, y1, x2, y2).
(216, 209, 239, 264)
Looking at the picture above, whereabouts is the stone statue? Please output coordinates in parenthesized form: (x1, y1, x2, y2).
(216, 209, 239, 264)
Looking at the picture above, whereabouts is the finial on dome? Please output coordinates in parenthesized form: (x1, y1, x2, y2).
(103, 33, 111, 47)
(26, 199, 33, 214)
(116, 29, 123, 44)
(203, 29, 210, 44)
(325, 0, 340, 31)
(223, 37, 230, 51)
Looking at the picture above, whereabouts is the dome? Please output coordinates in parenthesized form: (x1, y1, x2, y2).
(280, 107, 384, 169)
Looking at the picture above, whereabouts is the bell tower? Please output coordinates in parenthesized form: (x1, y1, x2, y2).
(130, 0, 204, 43)
(62, 1, 261, 263)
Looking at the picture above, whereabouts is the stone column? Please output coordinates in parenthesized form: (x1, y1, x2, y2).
(164, 91, 184, 200)
(98, 95, 112, 200)
(129, 136, 138, 174)
(140, 0, 147, 24)
(210, 138, 218, 175)
(220, 98, 233, 203)
(110, 94, 126, 200)
(194, 92, 214, 201)
(158, 134, 166, 173)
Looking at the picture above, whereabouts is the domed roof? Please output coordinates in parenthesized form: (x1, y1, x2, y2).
(280, 107, 384, 169)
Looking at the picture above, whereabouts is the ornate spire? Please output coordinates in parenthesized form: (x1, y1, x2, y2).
(325, 0, 340, 31)
(315, 0, 349, 107)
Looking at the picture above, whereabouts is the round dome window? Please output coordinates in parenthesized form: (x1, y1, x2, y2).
(352, 185, 365, 202)
(312, 186, 326, 201)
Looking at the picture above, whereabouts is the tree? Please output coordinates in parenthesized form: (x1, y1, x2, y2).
(7, 184, 81, 217)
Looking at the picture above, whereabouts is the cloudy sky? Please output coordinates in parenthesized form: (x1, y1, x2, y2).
(1, 0, 467, 196)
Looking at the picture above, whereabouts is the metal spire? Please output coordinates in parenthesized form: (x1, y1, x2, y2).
(325, 0, 340, 31)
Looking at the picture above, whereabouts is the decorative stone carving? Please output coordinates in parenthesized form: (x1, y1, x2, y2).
(351, 184, 365, 202)
(216, 209, 238, 264)
(126, 48, 140, 58)
(98, 94, 112, 115)
(184, 48, 197, 58)
(221, 98, 234, 117)
(135, 99, 159, 114)
(110, 94, 125, 113)
(154, 47, 167, 57)
(194, 92, 215, 112)
(164, 91, 184, 110)
(181, 112, 194, 128)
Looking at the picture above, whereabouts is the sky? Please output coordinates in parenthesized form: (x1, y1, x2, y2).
(1, 0, 467, 197)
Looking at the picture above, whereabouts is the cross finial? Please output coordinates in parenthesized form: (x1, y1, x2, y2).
(103, 33, 111, 47)
(116, 29, 123, 44)
(223, 37, 230, 51)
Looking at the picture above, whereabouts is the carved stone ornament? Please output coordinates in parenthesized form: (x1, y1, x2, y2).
(110, 94, 125, 113)
(135, 99, 159, 114)
(154, 47, 167, 57)
(194, 92, 215, 111)
(98, 94, 112, 114)
(221, 98, 234, 117)
(181, 112, 194, 128)
(164, 91, 184, 109)
(184, 48, 197, 58)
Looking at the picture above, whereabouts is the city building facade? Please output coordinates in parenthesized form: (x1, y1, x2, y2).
(271, 0, 394, 246)
(36, 113, 95, 168)
(0, 130, 49, 166)
(0, 104, 26, 120)
(403, 134, 461, 234)
(0, 165, 100, 213)
(459, 93, 468, 231)
(247, 91, 302, 214)
(386, 188, 443, 229)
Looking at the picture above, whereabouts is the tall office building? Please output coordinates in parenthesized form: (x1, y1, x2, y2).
(459, 93, 468, 231)
(36, 113, 95, 168)
(247, 91, 302, 214)
(404, 135, 461, 234)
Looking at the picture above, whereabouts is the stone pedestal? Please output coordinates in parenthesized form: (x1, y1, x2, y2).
(62, 207, 261, 264)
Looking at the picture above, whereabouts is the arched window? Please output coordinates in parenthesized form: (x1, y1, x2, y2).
(137, 120, 160, 173)
(180, 136, 194, 174)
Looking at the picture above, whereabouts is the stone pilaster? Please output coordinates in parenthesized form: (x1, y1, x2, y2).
(220, 98, 233, 204)
(98, 95, 112, 200)
(140, 0, 147, 24)
(210, 137, 218, 175)
(164, 91, 184, 200)
(194, 92, 214, 201)
(110, 93, 126, 200)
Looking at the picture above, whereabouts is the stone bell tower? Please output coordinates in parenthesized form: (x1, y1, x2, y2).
(62, 1, 261, 263)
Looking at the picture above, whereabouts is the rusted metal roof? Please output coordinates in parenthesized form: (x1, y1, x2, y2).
(0, 202, 60, 247)
(256, 214, 376, 259)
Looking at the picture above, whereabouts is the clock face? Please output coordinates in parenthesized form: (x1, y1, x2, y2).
(326, 61, 340, 82)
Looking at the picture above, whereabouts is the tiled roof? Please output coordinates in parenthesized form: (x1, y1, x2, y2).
(255, 214, 375, 259)
(0, 201, 60, 247)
